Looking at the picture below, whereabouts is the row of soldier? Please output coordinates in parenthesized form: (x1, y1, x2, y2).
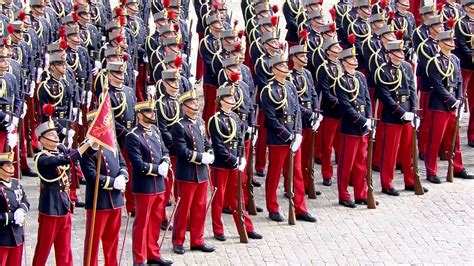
(0, 0, 473, 265)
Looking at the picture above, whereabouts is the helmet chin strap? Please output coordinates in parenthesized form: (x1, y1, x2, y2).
(274, 65, 290, 75)
(392, 51, 405, 61)
(184, 103, 199, 112)
(111, 72, 125, 83)
(222, 98, 236, 108)
(141, 112, 156, 124)
(0, 166, 14, 177)
(165, 80, 179, 91)
(294, 55, 308, 66)
(41, 136, 60, 144)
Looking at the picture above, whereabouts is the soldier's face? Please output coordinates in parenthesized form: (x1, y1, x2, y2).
(311, 18, 324, 27)
(218, 9, 227, 20)
(439, 39, 455, 51)
(257, 11, 271, 19)
(293, 53, 308, 66)
(79, 12, 90, 24)
(272, 62, 290, 77)
(422, 13, 434, 21)
(328, 43, 343, 56)
(389, 50, 404, 64)
(261, 24, 275, 34)
(373, 21, 385, 30)
(465, 5, 474, 16)
(357, 7, 371, 19)
(13, 30, 23, 40)
(183, 99, 200, 115)
(211, 21, 224, 32)
(139, 110, 156, 124)
(68, 34, 80, 45)
(430, 24, 443, 36)
(343, 57, 358, 70)
(40, 131, 60, 150)
(222, 37, 236, 46)
(165, 78, 179, 93)
(220, 95, 236, 109)
(32, 5, 45, 16)
(0, 58, 8, 71)
(52, 62, 66, 75)
(110, 70, 125, 84)
(126, 3, 139, 16)
(396, 1, 410, 12)
(0, 162, 14, 177)
(155, 19, 167, 28)
(225, 65, 240, 76)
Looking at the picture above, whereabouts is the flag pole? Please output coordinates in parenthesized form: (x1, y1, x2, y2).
(86, 146, 103, 266)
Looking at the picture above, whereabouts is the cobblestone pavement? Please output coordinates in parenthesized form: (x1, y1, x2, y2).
(20, 0, 474, 265)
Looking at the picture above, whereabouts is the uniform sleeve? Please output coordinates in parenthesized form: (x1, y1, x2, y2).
(19, 184, 30, 213)
(360, 74, 372, 118)
(79, 149, 116, 190)
(171, 122, 203, 164)
(124, 132, 160, 176)
(428, 60, 457, 109)
(317, 66, 339, 108)
(261, 87, 293, 142)
(376, 69, 406, 118)
(208, 116, 238, 167)
(455, 21, 473, 59)
(335, 78, 367, 128)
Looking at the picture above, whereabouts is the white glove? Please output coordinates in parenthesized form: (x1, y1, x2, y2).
(201, 152, 214, 164)
(290, 133, 303, 152)
(237, 157, 247, 172)
(134, 70, 139, 77)
(246, 126, 253, 135)
(452, 100, 461, 109)
(459, 109, 465, 122)
(67, 129, 76, 138)
(143, 55, 149, 63)
(36, 67, 43, 83)
(28, 81, 35, 98)
(158, 161, 169, 176)
(86, 91, 93, 109)
(13, 209, 26, 226)
(312, 119, 321, 132)
(21, 102, 27, 119)
(92, 61, 101, 76)
(72, 108, 79, 121)
(364, 119, 373, 131)
(113, 175, 126, 191)
(411, 118, 420, 130)
(44, 53, 50, 68)
(402, 112, 414, 122)
(146, 85, 156, 97)
(7, 133, 18, 149)
(6, 117, 18, 133)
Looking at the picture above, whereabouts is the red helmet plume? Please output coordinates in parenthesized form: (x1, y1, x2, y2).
(299, 29, 308, 41)
(395, 29, 404, 40)
(7, 24, 14, 35)
(174, 55, 183, 68)
(271, 16, 278, 27)
(272, 5, 279, 13)
(42, 104, 55, 117)
(348, 33, 356, 45)
(230, 72, 240, 83)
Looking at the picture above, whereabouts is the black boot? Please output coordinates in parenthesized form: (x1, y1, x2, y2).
(454, 169, 474, 179)
(381, 188, 400, 196)
(339, 200, 356, 208)
(295, 212, 317, 222)
(427, 175, 442, 184)
(268, 212, 284, 222)
(190, 243, 216, 252)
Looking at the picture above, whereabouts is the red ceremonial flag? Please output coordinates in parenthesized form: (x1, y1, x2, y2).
(86, 93, 117, 153)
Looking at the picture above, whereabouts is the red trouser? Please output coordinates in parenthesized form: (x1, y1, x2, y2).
(196, 32, 204, 80)
(224, 140, 250, 207)
(136, 63, 146, 102)
(266, 146, 308, 215)
(463, 69, 474, 142)
(133, 193, 166, 263)
(202, 84, 217, 124)
(210, 167, 255, 235)
(255, 110, 267, 173)
(317, 117, 340, 180)
(425, 110, 464, 177)
(380, 123, 415, 189)
(0, 131, 6, 151)
(0, 244, 23, 266)
(244, 36, 253, 75)
(27, 97, 39, 149)
(172, 180, 208, 247)
(411, 0, 421, 25)
(336, 134, 368, 201)
(121, 147, 135, 213)
(83, 208, 121, 266)
(33, 213, 73, 266)
(164, 156, 177, 221)
(301, 128, 314, 190)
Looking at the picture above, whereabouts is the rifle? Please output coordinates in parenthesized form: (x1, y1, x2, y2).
(411, 110, 424, 195)
(288, 110, 298, 225)
(246, 105, 258, 215)
(307, 109, 322, 199)
(447, 95, 465, 182)
(15, 69, 28, 178)
(63, 89, 76, 148)
(236, 123, 249, 243)
(366, 107, 377, 209)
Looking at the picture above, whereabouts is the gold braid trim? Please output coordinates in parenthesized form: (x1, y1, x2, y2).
(375, 63, 402, 91)
(336, 75, 359, 102)
(158, 95, 180, 125)
(0, 79, 6, 98)
(426, 55, 454, 80)
(232, 86, 244, 110)
(207, 113, 237, 144)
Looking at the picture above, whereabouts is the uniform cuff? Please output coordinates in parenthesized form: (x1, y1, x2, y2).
(147, 163, 158, 176)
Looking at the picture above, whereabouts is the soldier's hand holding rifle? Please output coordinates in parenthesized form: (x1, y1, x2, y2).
(290, 133, 303, 152)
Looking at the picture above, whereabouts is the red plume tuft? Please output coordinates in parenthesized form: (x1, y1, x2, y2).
(329, 8, 336, 21)
(115, 34, 124, 43)
(370, 0, 378, 5)
(178, 42, 183, 50)
(168, 10, 175, 20)
(122, 52, 129, 61)
(115, 7, 123, 16)
(18, 9, 26, 21)
(329, 22, 336, 32)
(237, 30, 245, 39)
(2, 38, 8, 46)
(395, 29, 404, 40)
(42, 104, 55, 117)
(388, 10, 395, 20)
(380, 0, 388, 9)
(174, 55, 183, 68)
(234, 43, 242, 52)
(163, 0, 170, 8)
(60, 38, 68, 50)
(437, 2, 444, 11)
(119, 16, 126, 26)
(230, 72, 240, 83)
(348, 33, 356, 45)
(271, 16, 278, 27)
(72, 12, 79, 22)
(213, 2, 218, 10)
(299, 29, 308, 41)
(7, 24, 14, 34)
(73, 3, 79, 11)
(173, 23, 180, 31)
(121, 0, 126, 5)
(272, 4, 279, 13)
(59, 27, 66, 38)
(233, 19, 238, 27)
(446, 17, 455, 28)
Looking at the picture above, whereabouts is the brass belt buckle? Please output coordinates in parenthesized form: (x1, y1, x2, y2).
(400, 95, 407, 103)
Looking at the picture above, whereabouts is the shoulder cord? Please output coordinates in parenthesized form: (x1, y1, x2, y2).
(375, 63, 402, 91)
